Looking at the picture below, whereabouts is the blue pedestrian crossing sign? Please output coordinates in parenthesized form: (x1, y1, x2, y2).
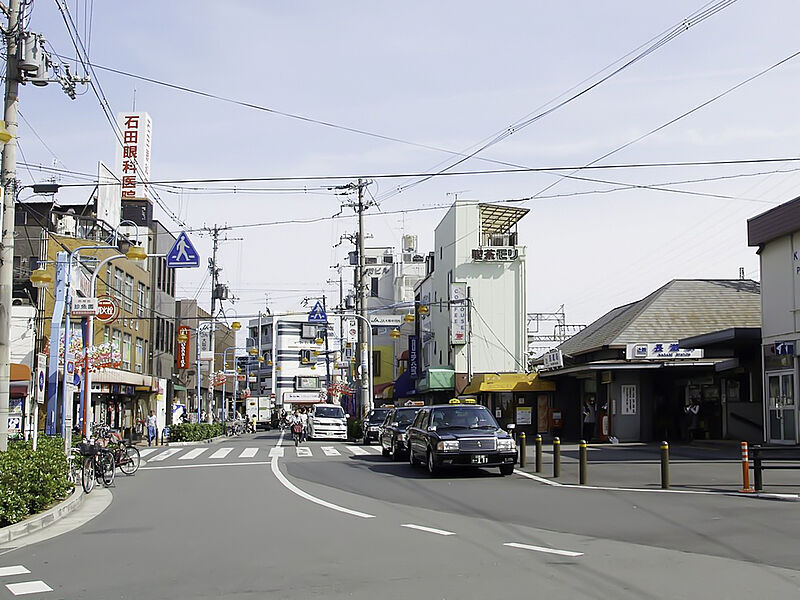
(308, 301, 327, 324)
(167, 231, 200, 268)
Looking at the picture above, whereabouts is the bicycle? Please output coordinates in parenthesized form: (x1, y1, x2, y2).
(95, 424, 141, 475)
(77, 439, 115, 493)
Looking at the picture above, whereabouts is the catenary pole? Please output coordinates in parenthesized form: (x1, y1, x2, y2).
(357, 179, 371, 419)
(0, 0, 21, 451)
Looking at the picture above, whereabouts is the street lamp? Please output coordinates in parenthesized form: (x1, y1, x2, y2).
(389, 328, 401, 339)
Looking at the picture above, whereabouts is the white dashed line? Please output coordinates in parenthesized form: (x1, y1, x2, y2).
(504, 542, 583, 557)
(209, 447, 233, 459)
(147, 449, 182, 462)
(401, 524, 456, 536)
(514, 470, 563, 486)
(239, 448, 259, 458)
(138, 448, 160, 457)
(6, 580, 53, 595)
(296, 447, 312, 457)
(269, 447, 285, 458)
(321, 447, 340, 456)
(179, 448, 207, 460)
(0, 566, 30, 577)
(346, 446, 370, 456)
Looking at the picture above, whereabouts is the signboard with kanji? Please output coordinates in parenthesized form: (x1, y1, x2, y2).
(449, 282, 468, 345)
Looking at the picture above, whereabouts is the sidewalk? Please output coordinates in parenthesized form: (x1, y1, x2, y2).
(518, 440, 800, 495)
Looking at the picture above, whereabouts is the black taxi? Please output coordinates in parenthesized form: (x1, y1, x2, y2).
(406, 400, 517, 476)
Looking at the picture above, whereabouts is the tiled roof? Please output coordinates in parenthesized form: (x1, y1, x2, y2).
(558, 279, 761, 357)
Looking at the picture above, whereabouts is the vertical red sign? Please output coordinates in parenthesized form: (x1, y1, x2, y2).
(176, 325, 191, 369)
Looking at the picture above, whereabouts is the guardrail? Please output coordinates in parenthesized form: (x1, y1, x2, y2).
(751, 445, 800, 492)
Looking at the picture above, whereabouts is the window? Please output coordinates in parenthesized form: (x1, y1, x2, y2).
(621, 385, 638, 415)
(249, 327, 257, 339)
(103, 326, 110, 344)
(372, 350, 381, 377)
(262, 324, 272, 339)
(370, 277, 379, 297)
(263, 349, 272, 363)
(135, 338, 144, 373)
(295, 376, 320, 390)
(123, 333, 132, 370)
(382, 254, 393, 264)
(365, 256, 377, 265)
(300, 349, 312, 364)
(301, 324, 317, 340)
(137, 282, 145, 317)
(114, 268, 124, 304)
(156, 318, 163, 351)
(167, 321, 174, 354)
(112, 329, 122, 357)
(124, 275, 134, 312)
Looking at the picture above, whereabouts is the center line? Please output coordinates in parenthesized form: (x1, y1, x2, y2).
(504, 542, 583, 557)
(401, 524, 456, 536)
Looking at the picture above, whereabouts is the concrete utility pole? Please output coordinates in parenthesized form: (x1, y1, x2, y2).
(0, 0, 21, 451)
(356, 179, 371, 418)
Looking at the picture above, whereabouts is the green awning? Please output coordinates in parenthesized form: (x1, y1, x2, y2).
(416, 368, 455, 392)
(173, 384, 188, 391)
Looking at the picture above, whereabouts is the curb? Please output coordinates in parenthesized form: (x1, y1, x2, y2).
(0, 486, 84, 544)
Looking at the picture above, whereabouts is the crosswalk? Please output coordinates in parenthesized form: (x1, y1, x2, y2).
(0, 564, 53, 596)
(140, 444, 386, 464)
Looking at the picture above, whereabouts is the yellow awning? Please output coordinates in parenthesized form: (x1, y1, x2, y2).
(463, 373, 556, 395)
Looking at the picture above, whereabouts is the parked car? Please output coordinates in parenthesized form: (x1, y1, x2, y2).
(406, 400, 517, 476)
(379, 406, 421, 460)
(360, 407, 391, 445)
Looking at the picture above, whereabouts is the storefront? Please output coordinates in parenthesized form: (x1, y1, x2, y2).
(414, 368, 455, 405)
(462, 373, 555, 437)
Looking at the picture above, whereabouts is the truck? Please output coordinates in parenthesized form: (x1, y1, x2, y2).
(307, 403, 348, 440)
(246, 397, 272, 431)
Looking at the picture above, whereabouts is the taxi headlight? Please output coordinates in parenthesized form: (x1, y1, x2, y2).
(398, 433, 407, 442)
(369, 426, 379, 431)
(437, 440, 459, 451)
(497, 438, 516, 451)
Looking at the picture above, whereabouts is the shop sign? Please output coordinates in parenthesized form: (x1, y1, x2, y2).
(542, 349, 563, 369)
(368, 314, 402, 326)
(408, 335, 419, 379)
(116, 112, 152, 200)
(471, 247, 519, 261)
(283, 392, 320, 403)
(96, 295, 120, 324)
(516, 406, 532, 425)
(345, 318, 358, 343)
(176, 325, 191, 369)
(36, 353, 46, 404)
(71, 296, 98, 317)
(625, 343, 703, 360)
(449, 282, 468, 345)
(198, 321, 213, 362)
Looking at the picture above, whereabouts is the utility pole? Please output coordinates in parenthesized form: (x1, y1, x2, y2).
(356, 179, 371, 419)
(0, 0, 21, 451)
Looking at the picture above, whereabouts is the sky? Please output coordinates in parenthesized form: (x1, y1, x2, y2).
(13, 1, 800, 343)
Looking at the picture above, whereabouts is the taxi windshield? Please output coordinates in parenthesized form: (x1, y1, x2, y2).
(368, 409, 391, 423)
(394, 408, 419, 426)
(430, 406, 498, 430)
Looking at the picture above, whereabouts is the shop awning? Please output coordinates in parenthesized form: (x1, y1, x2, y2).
(393, 370, 415, 399)
(463, 373, 556, 395)
(415, 368, 455, 392)
(10, 363, 31, 398)
(93, 369, 153, 388)
(173, 384, 188, 391)
(374, 382, 394, 399)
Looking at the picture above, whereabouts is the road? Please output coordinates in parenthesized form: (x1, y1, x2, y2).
(1, 430, 799, 598)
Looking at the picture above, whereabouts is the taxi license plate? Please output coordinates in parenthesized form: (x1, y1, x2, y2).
(472, 455, 488, 464)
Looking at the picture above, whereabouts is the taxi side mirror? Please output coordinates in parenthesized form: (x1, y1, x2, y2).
(392, 421, 399, 426)
(507, 423, 516, 430)
(429, 425, 437, 432)
(345, 413, 350, 418)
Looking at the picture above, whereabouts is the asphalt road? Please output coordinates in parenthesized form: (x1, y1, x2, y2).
(1, 430, 799, 599)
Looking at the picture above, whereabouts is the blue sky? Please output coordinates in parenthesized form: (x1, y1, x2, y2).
(15, 1, 800, 334)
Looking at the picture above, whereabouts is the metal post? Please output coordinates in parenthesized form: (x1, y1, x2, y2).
(579, 439, 587, 485)
(519, 432, 526, 469)
(739, 441, 754, 493)
(195, 331, 201, 423)
(0, 0, 21, 452)
(660, 441, 670, 489)
(357, 179, 370, 419)
(753, 445, 763, 492)
(535, 434, 542, 473)
(553, 436, 561, 478)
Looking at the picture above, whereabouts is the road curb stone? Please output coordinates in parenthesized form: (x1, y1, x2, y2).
(0, 486, 84, 544)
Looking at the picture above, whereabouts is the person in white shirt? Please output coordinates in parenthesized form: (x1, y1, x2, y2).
(146, 411, 158, 446)
(298, 408, 309, 442)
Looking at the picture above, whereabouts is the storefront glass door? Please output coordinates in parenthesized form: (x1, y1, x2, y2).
(767, 373, 796, 443)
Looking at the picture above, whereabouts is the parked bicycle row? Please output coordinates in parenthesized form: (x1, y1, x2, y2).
(68, 422, 141, 494)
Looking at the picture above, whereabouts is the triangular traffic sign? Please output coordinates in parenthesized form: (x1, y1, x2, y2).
(308, 301, 327, 324)
(167, 231, 200, 268)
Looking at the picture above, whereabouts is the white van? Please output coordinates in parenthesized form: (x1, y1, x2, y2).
(307, 404, 348, 440)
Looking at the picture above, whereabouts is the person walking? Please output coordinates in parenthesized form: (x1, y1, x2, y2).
(146, 410, 158, 446)
(582, 399, 596, 442)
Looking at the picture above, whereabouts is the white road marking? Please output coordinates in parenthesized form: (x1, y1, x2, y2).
(239, 447, 259, 458)
(270, 455, 375, 519)
(401, 524, 456, 536)
(277, 431, 285, 447)
(141, 461, 271, 471)
(179, 448, 207, 460)
(138, 448, 160, 457)
(6, 580, 53, 595)
(269, 447, 285, 458)
(209, 447, 233, 459)
(346, 445, 370, 456)
(514, 470, 563, 486)
(504, 542, 583, 558)
(147, 449, 182, 462)
(321, 447, 340, 456)
(0, 566, 30, 577)
(296, 447, 312, 457)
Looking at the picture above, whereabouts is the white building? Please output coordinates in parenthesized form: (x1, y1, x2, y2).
(414, 201, 531, 410)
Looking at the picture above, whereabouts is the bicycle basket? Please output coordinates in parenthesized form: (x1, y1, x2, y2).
(77, 441, 97, 456)
(291, 423, 303, 434)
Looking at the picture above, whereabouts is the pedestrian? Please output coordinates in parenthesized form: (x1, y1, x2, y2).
(146, 410, 158, 446)
(684, 398, 700, 441)
(582, 399, 596, 442)
(299, 407, 309, 442)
